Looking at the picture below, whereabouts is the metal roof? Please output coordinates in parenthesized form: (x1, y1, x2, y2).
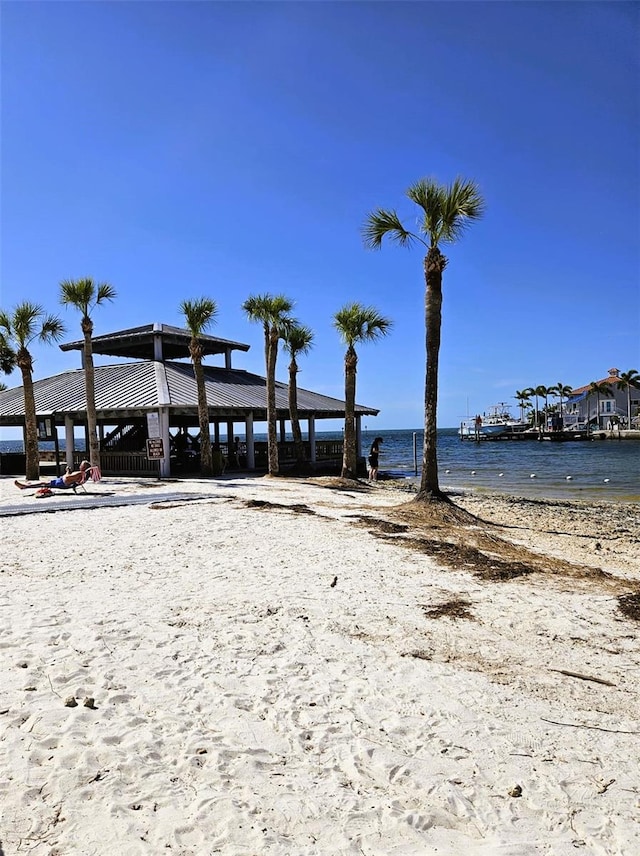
(59, 323, 250, 361)
(0, 361, 379, 425)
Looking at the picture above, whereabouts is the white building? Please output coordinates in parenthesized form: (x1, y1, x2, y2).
(564, 368, 640, 429)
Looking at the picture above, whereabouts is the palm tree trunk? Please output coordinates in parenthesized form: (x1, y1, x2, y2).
(266, 329, 279, 476)
(193, 358, 213, 476)
(417, 248, 447, 501)
(341, 346, 358, 479)
(82, 326, 100, 469)
(288, 358, 305, 464)
(19, 355, 39, 480)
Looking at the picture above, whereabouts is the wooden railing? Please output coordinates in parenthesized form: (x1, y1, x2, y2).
(54, 439, 349, 477)
(73, 452, 161, 475)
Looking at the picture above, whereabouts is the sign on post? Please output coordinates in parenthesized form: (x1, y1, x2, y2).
(146, 412, 161, 439)
(146, 438, 165, 460)
(37, 417, 56, 441)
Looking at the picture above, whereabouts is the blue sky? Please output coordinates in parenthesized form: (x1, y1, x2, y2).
(1, 0, 638, 437)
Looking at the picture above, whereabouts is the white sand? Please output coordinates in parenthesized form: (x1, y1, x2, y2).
(1, 474, 639, 855)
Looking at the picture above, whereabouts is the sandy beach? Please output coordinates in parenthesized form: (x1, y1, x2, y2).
(1, 473, 639, 855)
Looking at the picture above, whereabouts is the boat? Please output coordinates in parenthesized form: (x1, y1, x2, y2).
(459, 403, 529, 439)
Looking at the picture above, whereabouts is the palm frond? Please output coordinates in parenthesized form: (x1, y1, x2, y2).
(406, 178, 442, 216)
(60, 279, 92, 312)
(180, 298, 218, 337)
(0, 336, 16, 375)
(362, 209, 418, 249)
(406, 179, 445, 244)
(333, 302, 392, 346)
(242, 293, 295, 325)
(618, 369, 640, 390)
(96, 282, 117, 303)
(282, 323, 314, 357)
(439, 177, 485, 242)
(60, 278, 117, 315)
(12, 302, 45, 345)
(39, 315, 66, 343)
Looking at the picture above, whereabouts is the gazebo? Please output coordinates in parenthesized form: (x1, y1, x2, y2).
(0, 323, 379, 477)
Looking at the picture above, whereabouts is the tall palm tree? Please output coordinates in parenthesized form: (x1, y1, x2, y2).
(587, 380, 613, 429)
(616, 369, 640, 427)
(551, 382, 572, 428)
(364, 176, 484, 501)
(535, 385, 552, 430)
(526, 386, 539, 427)
(514, 389, 531, 423)
(179, 298, 218, 477)
(60, 277, 116, 469)
(333, 303, 392, 480)
(552, 383, 572, 413)
(281, 323, 314, 466)
(242, 294, 295, 476)
(0, 303, 65, 479)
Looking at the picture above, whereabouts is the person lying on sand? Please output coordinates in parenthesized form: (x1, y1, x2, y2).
(15, 460, 93, 491)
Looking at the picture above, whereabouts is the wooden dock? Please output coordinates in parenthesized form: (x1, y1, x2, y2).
(461, 429, 593, 442)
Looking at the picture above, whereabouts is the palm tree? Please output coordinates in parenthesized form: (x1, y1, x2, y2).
(60, 277, 116, 469)
(333, 303, 392, 480)
(552, 382, 572, 430)
(0, 303, 65, 479)
(553, 383, 572, 412)
(587, 380, 614, 429)
(527, 386, 540, 428)
(242, 294, 295, 476)
(179, 298, 218, 477)
(616, 369, 640, 427)
(364, 176, 484, 500)
(514, 389, 531, 423)
(535, 385, 552, 430)
(281, 323, 314, 466)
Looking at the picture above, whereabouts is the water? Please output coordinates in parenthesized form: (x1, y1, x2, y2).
(2, 429, 638, 502)
(362, 428, 640, 503)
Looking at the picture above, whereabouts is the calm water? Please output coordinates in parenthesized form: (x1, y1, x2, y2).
(361, 428, 640, 503)
(2, 429, 638, 502)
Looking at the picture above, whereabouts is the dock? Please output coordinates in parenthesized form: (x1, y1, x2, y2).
(460, 429, 593, 442)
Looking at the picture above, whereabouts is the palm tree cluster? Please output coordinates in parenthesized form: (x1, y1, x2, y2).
(514, 371, 640, 431)
(1, 279, 115, 479)
(2, 173, 486, 501)
(241, 294, 391, 479)
(1, 281, 393, 482)
(5, 174, 633, 506)
(513, 383, 574, 428)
